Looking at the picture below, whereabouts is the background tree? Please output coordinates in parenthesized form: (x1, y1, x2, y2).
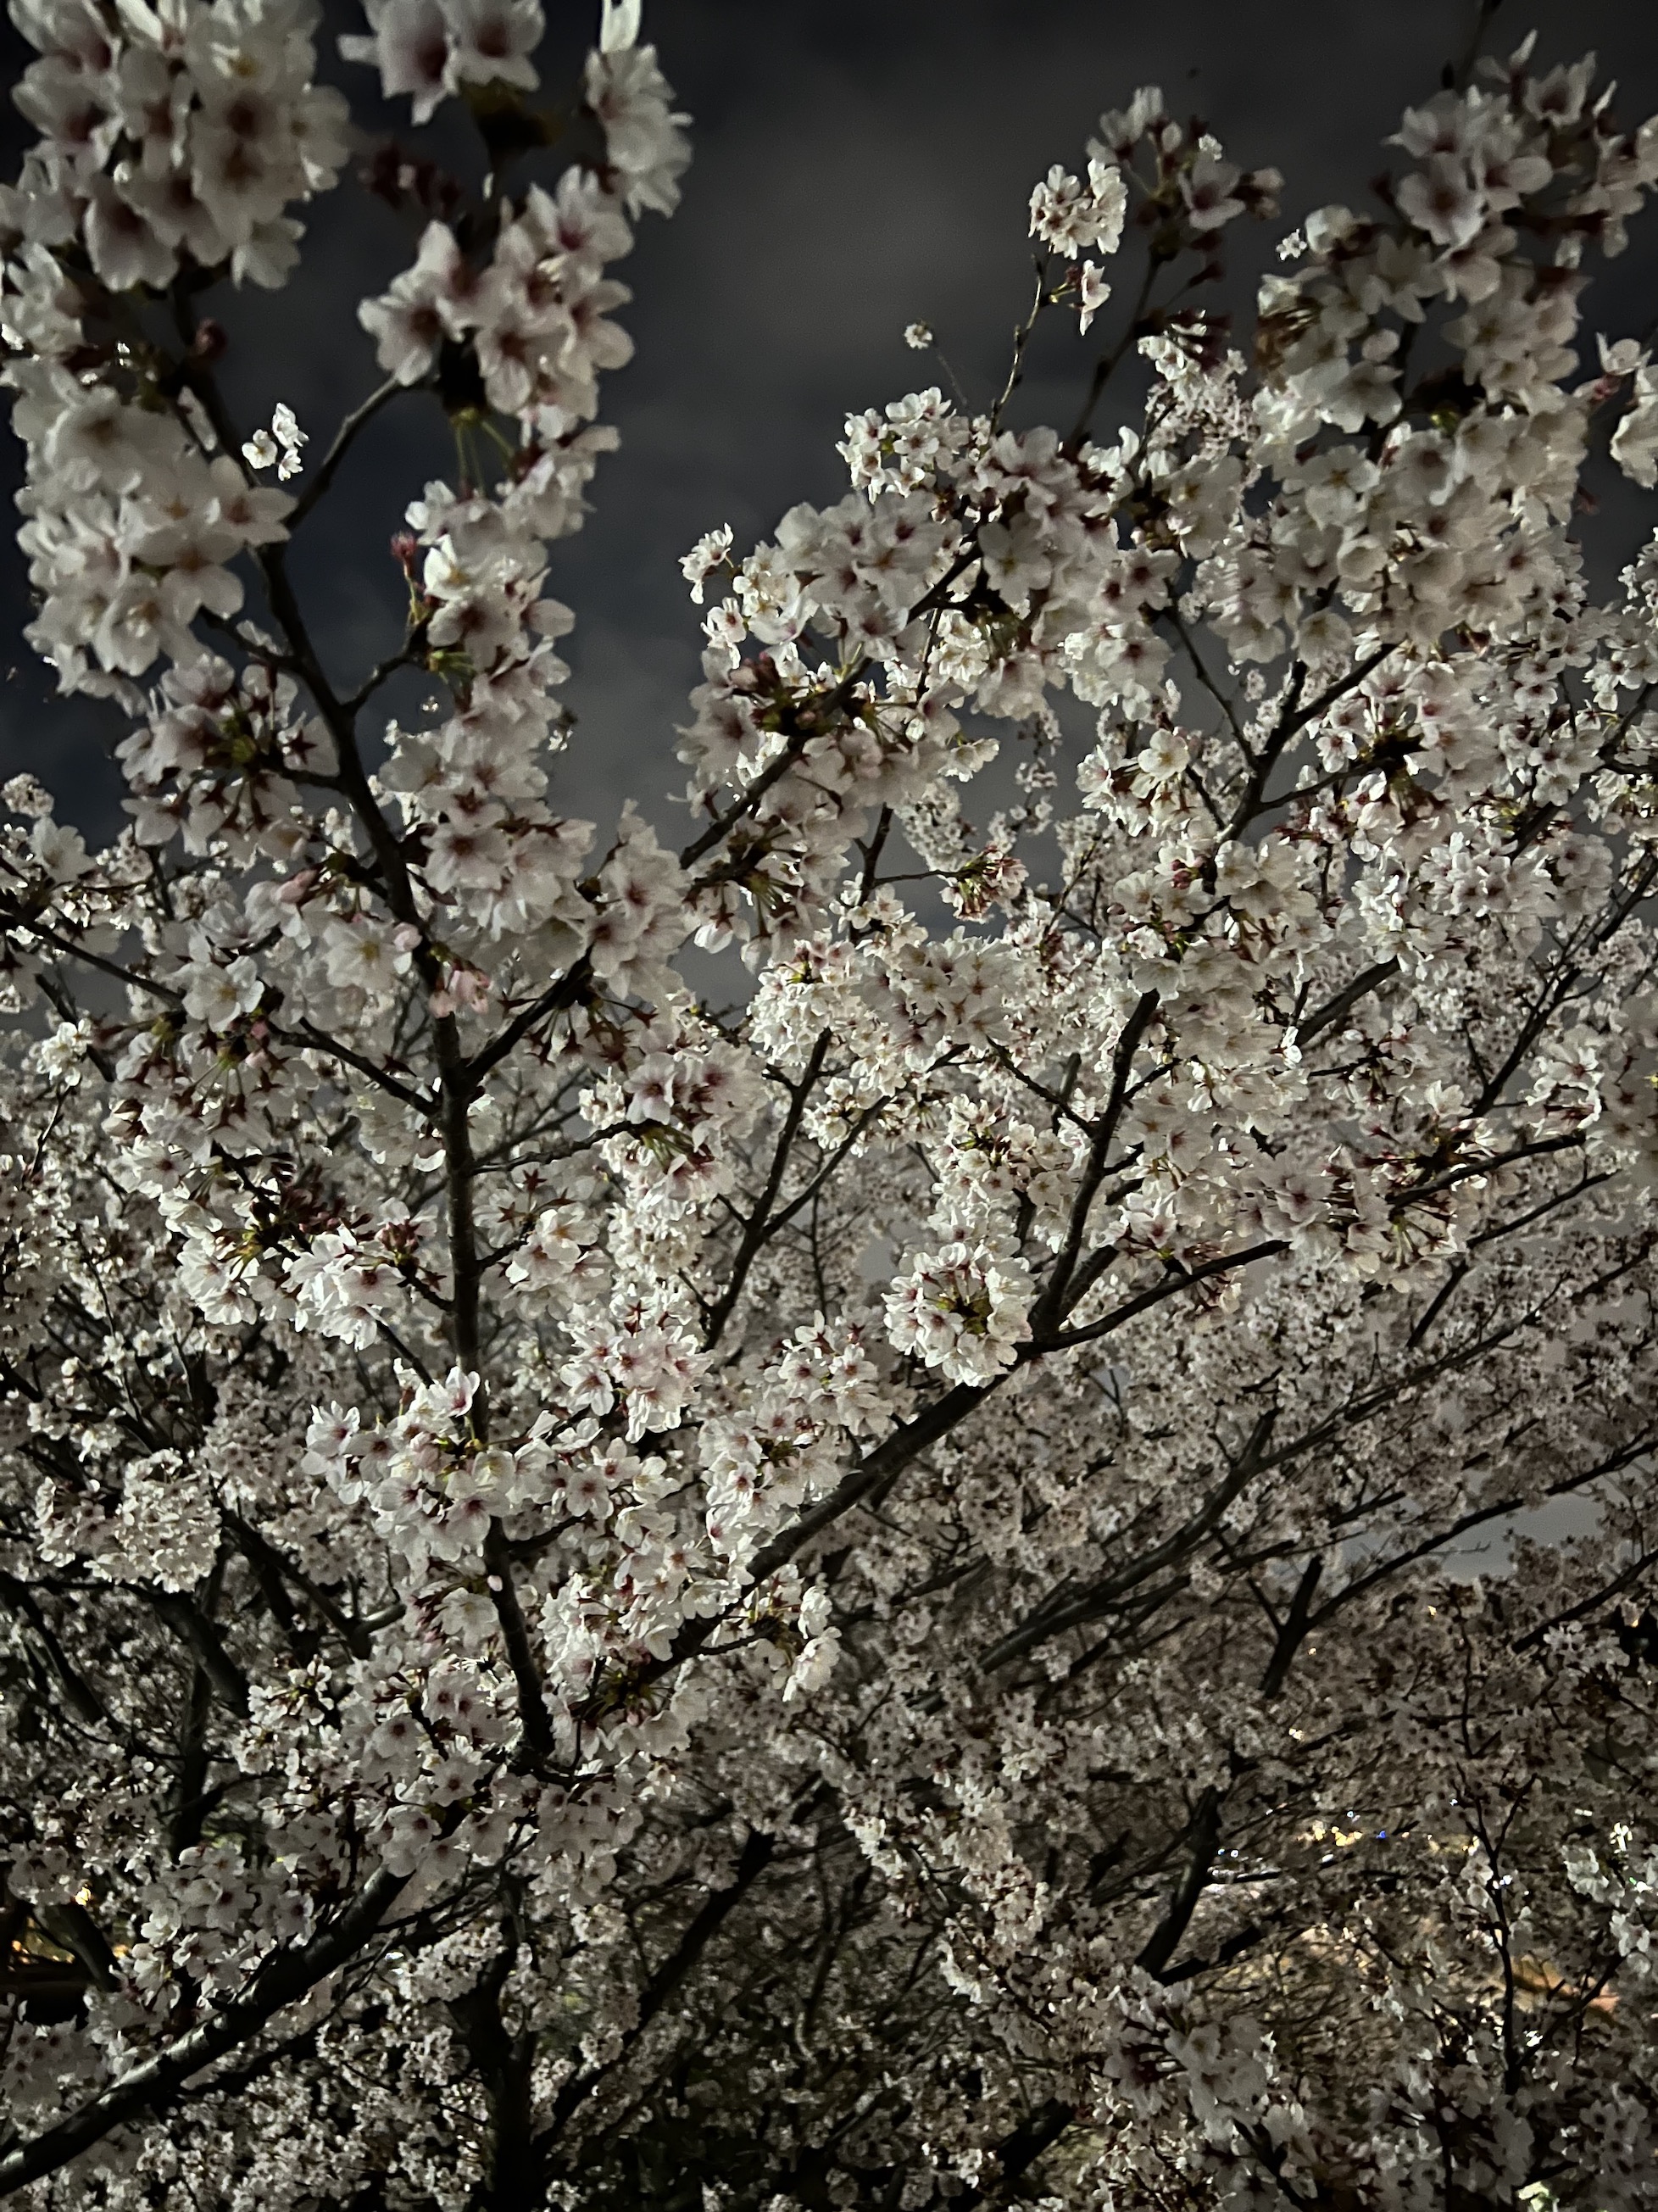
(3, 3, 1658, 2207)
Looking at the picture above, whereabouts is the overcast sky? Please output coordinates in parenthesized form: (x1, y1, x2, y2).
(5, 0, 1658, 841)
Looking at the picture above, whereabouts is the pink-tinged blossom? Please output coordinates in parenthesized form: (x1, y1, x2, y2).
(1028, 157, 1128, 258)
(339, 0, 458, 124)
(885, 1240, 1033, 1385)
(7, 19, 1658, 2212)
(583, 39, 691, 216)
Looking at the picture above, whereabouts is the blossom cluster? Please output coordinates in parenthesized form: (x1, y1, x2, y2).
(6, 0, 348, 293)
(6, 14, 1658, 2212)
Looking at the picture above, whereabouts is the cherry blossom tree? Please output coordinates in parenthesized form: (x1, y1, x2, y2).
(5, 3, 1658, 2206)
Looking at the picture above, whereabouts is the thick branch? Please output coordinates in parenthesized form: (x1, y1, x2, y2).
(537, 1824, 779, 2153)
(981, 1411, 1277, 1670)
(1294, 958, 1399, 1047)
(0, 1568, 106, 1726)
(450, 1946, 538, 2212)
(151, 1590, 249, 1718)
(1138, 1784, 1224, 1979)
(959, 2097, 1077, 2206)
(1027, 989, 1159, 1341)
(0, 1860, 417, 2196)
(1039, 1240, 1288, 1354)
(483, 1519, 554, 1762)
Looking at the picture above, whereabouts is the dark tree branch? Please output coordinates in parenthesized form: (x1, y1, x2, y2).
(0, 1854, 426, 2195)
(1138, 1784, 1224, 1978)
(537, 1823, 781, 2156)
(703, 1029, 832, 1348)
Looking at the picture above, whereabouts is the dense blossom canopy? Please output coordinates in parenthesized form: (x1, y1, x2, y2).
(4, 4, 1658, 2208)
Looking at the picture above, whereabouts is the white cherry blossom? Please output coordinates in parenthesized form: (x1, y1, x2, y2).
(4, 14, 1658, 2212)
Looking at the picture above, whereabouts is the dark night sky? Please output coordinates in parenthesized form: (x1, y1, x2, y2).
(5, 0, 1658, 842)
